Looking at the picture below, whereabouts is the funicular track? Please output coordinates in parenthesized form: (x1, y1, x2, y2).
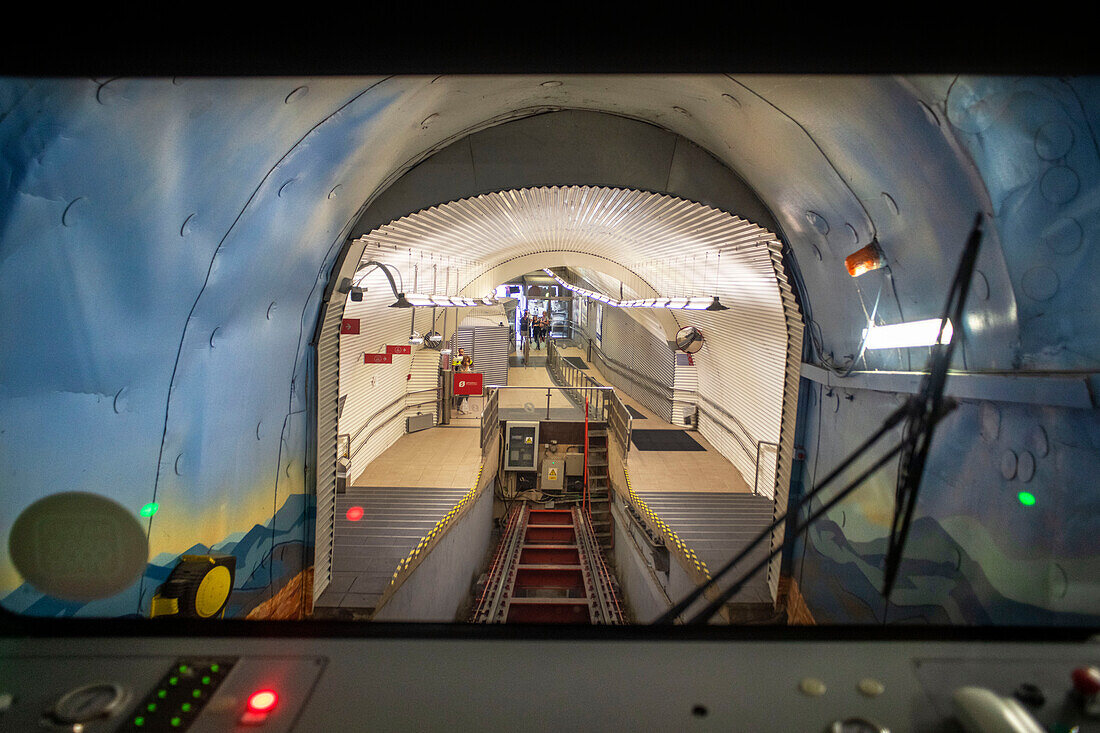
(471, 504, 624, 624)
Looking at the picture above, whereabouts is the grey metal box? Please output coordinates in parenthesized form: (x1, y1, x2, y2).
(407, 413, 434, 433)
(504, 421, 539, 471)
(542, 458, 564, 490)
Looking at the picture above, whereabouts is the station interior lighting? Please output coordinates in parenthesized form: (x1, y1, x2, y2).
(541, 270, 727, 311)
(352, 260, 497, 308)
(862, 318, 954, 349)
(389, 294, 495, 308)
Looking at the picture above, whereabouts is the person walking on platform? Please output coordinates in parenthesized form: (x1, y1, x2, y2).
(520, 311, 530, 347)
(455, 348, 474, 414)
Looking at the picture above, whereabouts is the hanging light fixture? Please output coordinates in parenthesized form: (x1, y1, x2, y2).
(704, 296, 729, 311)
(541, 269, 728, 312)
(354, 260, 497, 308)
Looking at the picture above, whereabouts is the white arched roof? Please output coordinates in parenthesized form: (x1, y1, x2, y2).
(353, 186, 799, 487)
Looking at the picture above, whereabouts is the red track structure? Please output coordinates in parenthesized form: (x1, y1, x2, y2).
(471, 504, 623, 624)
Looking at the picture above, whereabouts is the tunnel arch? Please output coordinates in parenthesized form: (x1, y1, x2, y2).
(319, 184, 802, 602)
(2, 75, 1095, 625)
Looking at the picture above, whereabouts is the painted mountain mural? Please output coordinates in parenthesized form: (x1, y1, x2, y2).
(1, 493, 314, 620)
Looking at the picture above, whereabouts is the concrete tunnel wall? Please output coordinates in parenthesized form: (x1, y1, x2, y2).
(1, 75, 1098, 624)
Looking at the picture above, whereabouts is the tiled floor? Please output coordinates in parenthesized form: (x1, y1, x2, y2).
(352, 424, 483, 489)
(352, 345, 751, 495)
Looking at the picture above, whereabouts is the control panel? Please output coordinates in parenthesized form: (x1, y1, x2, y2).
(0, 635, 1096, 731)
(504, 421, 539, 471)
(0, 651, 323, 732)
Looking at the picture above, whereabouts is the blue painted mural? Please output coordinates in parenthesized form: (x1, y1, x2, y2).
(1, 74, 1097, 626)
(783, 77, 1100, 627)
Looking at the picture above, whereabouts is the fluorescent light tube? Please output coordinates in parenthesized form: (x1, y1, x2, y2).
(863, 318, 953, 349)
(402, 294, 436, 307)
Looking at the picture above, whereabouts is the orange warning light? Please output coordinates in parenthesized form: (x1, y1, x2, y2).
(845, 240, 886, 277)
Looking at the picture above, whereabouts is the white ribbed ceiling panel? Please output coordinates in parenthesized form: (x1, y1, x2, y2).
(361, 186, 781, 315)
(356, 187, 800, 509)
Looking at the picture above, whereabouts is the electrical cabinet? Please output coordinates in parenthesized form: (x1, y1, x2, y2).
(504, 421, 539, 471)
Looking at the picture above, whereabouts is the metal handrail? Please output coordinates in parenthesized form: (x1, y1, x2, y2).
(589, 347, 679, 400)
(695, 397, 758, 463)
(484, 385, 613, 390)
(606, 390, 633, 457)
(480, 387, 500, 453)
(349, 396, 437, 460)
(547, 340, 609, 418)
(547, 339, 632, 454)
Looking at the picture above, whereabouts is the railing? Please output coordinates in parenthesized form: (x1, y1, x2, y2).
(348, 393, 439, 461)
(547, 340, 607, 417)
(480, 387, 499, 454)
(588, 346, 698, 425)
(695, 395, 759, 464)
(607, 391, 632, 458)
(695, 395, 781, 500)
(547, 340, 632, 456)
(484, 385, 613, 421)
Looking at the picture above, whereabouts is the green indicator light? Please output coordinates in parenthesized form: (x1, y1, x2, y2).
(181, 703, 192, 713)
(202, 675, 211, 685)
(157, 689, 167, 699)
(171, 717, 182, 727)
(135, 717, 145, 727)
(147, 703, 157, 712)
(179, 665, 189, 673)
(139, 502, 159, 518)
(169, 676, 178, 685)
(192, 689, 201, 698)
(210, 664, 219, 673)
(1018, 491, 1037, 506)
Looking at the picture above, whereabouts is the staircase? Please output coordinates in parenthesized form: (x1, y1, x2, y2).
(632, 491, 776, 608)
(585, 423, 613, 550)
(315, 485, 468, 613)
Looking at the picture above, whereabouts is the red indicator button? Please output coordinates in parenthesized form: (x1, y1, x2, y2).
(247, 690, 278, 713)
(346, 506, 364, 522)
(1072, 666, 1100, 697)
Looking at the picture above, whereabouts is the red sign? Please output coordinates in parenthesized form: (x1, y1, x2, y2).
(364, 353, 392, 364)
(454, 372, 483, 395)
(341, 318, 360, 335)
(386, 344, 412, 355)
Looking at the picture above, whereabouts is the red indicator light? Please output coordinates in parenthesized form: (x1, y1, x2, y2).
(247, 690, 278, 713)
(346, 506, 364, 522)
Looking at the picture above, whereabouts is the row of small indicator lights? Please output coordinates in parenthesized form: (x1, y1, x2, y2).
(624, 468, 710, 578)
(132, 665, 278, 728)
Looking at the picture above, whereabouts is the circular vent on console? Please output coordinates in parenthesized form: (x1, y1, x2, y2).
(675, 326, 704, 354)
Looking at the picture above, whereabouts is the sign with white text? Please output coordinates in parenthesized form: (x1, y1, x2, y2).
(454, 372, 484, 395)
